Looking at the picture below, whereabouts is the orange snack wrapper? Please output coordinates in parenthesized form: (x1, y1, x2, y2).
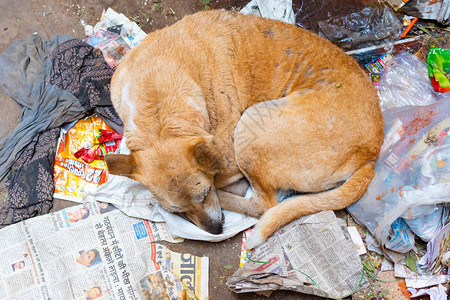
(53, 116, 120, 201)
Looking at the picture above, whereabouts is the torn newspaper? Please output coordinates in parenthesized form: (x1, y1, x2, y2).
(240, 0, 295, 24)
(227, 211, 369, 299)
(83, 8, 147, 68)
(0, 201, 208, 300)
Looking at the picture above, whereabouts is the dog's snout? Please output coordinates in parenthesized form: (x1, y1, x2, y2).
(202, 212, 223, 235)
(207, 221, 223, 235)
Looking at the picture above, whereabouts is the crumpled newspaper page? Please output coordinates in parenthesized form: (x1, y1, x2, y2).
(227, 211, 369, 299)
(240, 0, 295, 24)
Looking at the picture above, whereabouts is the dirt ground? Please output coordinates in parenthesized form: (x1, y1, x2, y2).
(0, 0, 381, 299)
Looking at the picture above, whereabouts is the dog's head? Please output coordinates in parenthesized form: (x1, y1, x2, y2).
(105, 136, 226, 234)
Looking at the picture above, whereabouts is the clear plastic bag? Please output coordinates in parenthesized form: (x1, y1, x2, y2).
(348, 100, 450, 254)
(318, 4, 402, 50)
(379, 53, 446, 110)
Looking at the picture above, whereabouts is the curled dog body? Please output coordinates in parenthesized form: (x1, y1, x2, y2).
(105, 10, 384, 248)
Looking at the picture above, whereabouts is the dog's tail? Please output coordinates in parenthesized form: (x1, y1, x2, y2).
(245, 161, 376, 249)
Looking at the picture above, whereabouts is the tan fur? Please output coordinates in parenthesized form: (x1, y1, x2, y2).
(105, 10, 384, 247)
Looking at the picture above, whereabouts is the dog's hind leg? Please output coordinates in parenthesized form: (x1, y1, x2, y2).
(245, 161, 375, 249)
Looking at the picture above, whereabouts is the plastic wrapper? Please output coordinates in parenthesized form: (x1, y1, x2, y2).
(400, 0, 450, 25)
(74, 129, 122, 163)
(427, 47, 450, 93)
(402, 205, 448, 242)
(318, 4, 403, 50)
(379, 52, 446, 110)
(53, 116, 121, 202)
(348, 100, 450, 255)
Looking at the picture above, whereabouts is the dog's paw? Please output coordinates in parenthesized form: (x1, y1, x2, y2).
(245, 227, 266, 250)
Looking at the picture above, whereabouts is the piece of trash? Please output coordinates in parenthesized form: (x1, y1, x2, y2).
(403, 15, 416, 26)
(418, 222, 450, 274)
(370, 73, 381, 90)
(348, 100, 450, 260)
(407, 284, 448, 300)
(427, 47, 450, 93)
(227, 211, 369, 298)
(400, 17, 418, 37)
(0, 201, 205, 299)
(74, 130, 122, 163)
(380, 257, 394, 271)
(53, 116, 120, 201)
(240, 0, 295, 24)
(107, 24, 123, 35)
(402, 205, 448, 242)
(405, 251, 417, 272)
(347, 226, 367, 255)
(394, 262, 448, 289)
(400, 0, 450, 25)
(93, 7, 146, 48)
(365, 52, 395, 90)
(346, 35, 423, 68)
(318, 4, 403, 51)
(385, 0, 411, 11)
(80, 19, 94, 37)
(100, 8, 106, 20)
(378, 52, 445, 110)
(442, 251, 450, 266)
(223, 265, 233, 270)
(84, 30, 130, 68)
(365, 52, 395, 74)
(82, 8, 147, 68)
(384, 218, 415, 253)
(85, 29, 119, 47)
(101, 36, 131, 68)
(239, 228, 254, 266)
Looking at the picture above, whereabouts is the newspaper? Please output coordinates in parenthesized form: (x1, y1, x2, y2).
(227, 211, 369, 299)
(394, 262, 448, 289)
(0, 201, 209, 300)
(240, 0, 295, 24)
(92, 8, 147, 48)
(83, 8, 147, 68)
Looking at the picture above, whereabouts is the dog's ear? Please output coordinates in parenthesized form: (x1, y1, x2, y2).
(105, 154, 136, 178)
(190, 138, 227, 174)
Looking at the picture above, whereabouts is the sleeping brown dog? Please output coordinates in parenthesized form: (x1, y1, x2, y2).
(105, 10, 384, 249)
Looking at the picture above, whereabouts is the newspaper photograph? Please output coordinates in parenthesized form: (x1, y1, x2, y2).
(227, 211, 369, 299)
(0, 201, 208, 300)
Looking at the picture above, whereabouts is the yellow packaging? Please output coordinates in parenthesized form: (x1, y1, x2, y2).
(53, 116, 115, 201)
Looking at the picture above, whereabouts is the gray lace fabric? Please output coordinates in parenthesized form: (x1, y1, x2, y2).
(0, 34, 123, 225)
(1, 128, 60, 224)
(49, 38, 122, 132)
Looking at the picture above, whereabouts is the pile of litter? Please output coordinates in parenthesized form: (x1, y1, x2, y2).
(0, 1, 448, 300)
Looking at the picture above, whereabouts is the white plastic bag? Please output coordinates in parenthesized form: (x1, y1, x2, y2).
(378, 53, 445, 110)
(348, 99, 450, 254)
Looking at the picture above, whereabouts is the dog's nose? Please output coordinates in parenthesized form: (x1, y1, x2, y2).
(207, 221, 223, 235)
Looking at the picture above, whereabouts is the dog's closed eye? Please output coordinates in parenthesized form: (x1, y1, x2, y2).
(167, 205, 184, 213)
(193, 186, 211, 202)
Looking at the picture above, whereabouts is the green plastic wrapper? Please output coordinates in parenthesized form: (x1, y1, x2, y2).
(427, 47, 450, 93)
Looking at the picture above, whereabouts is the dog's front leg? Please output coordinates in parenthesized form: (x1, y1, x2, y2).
(216, 189, 271, 218)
